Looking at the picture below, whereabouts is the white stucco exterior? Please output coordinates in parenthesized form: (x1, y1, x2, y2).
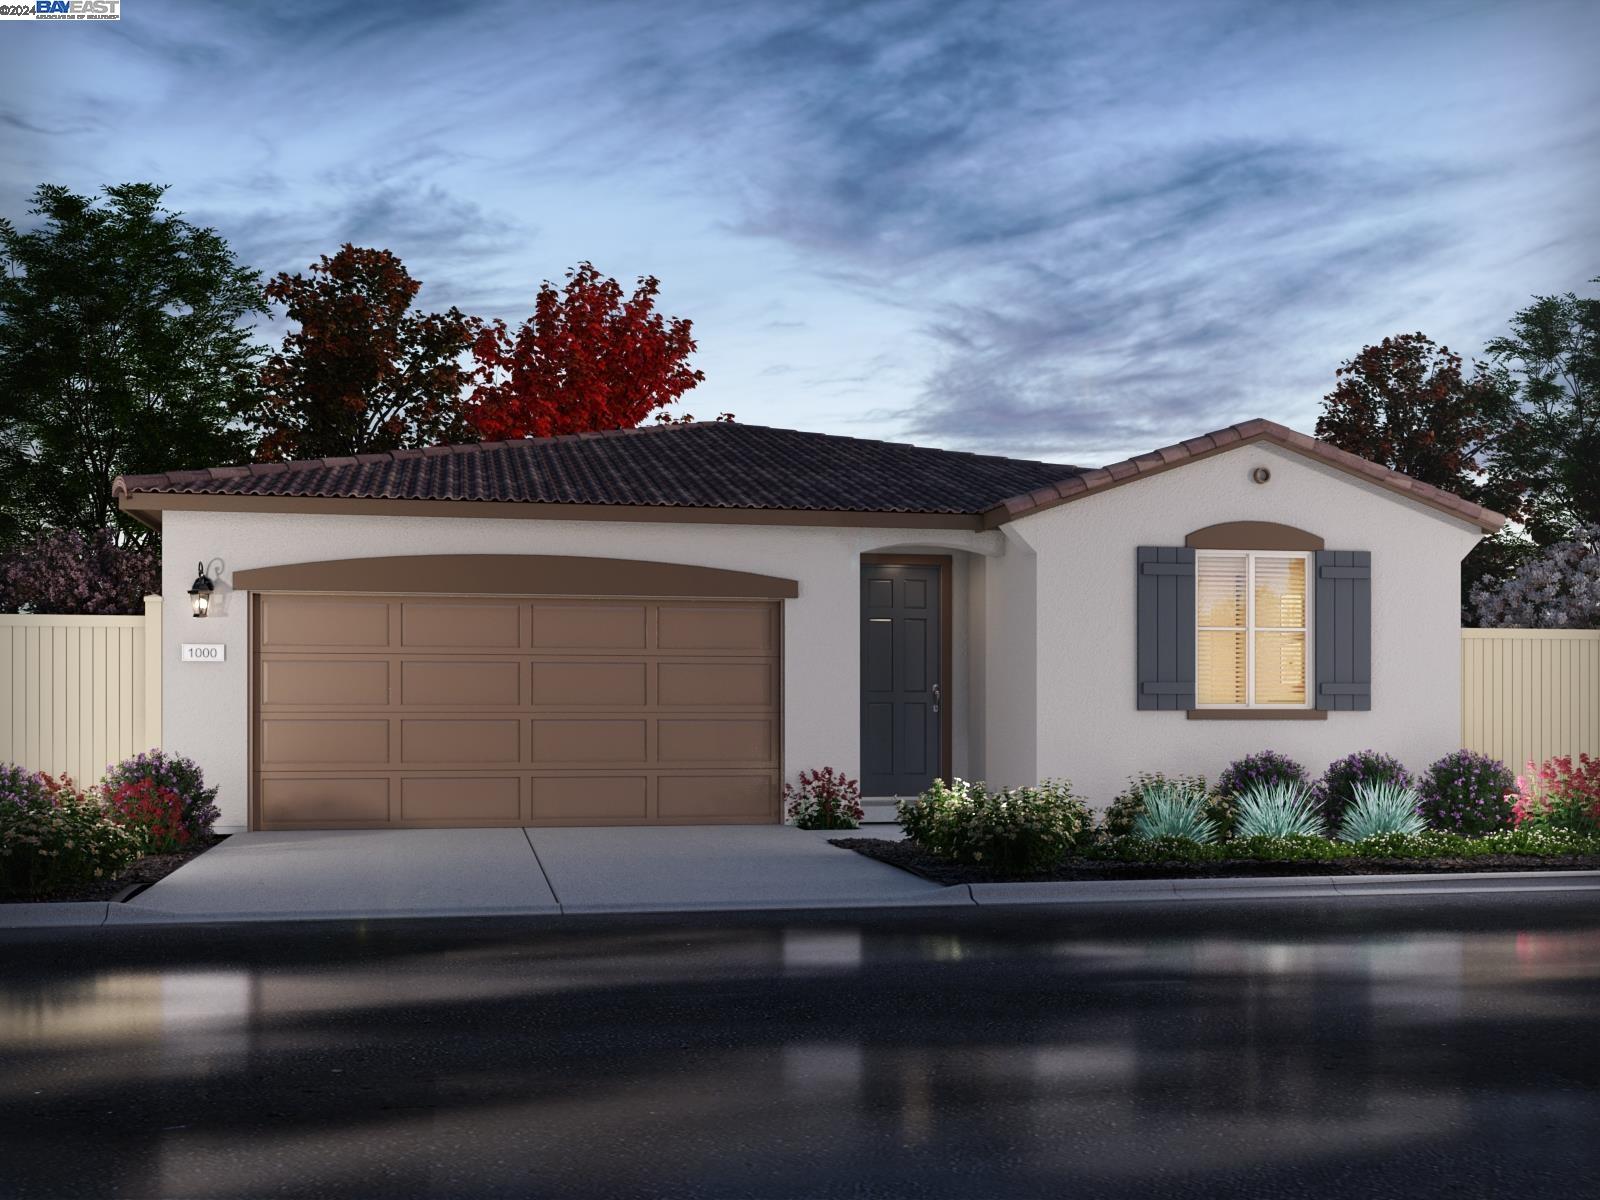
(1007, 441, 1483, 802)
(156, 438, 1483, 829)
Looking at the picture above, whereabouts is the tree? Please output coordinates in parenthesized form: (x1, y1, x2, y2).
(1469, 525, 1600, 629)
(1315, 332, 1525, 608)
(0, 183, 263, 546)
(467, 262, 705, 440)
(0, 528, 158, 615)
(249, 245, 479, 460)
(1484, 282, 1600, 546)
(1314, 333, 1517, 509)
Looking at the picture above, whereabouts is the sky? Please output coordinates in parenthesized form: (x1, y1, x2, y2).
(1, 0, 1596, 466)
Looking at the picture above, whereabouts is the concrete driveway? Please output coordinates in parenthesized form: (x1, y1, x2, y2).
(108, 825, 951, 923)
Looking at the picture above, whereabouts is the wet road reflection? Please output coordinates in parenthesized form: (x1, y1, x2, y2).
(2, 897, 1597, 1198)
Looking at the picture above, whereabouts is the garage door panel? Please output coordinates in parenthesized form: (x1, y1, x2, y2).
(531, 776, 649, 819)
(401, 719, 521, 764)
(658, 774, 776, 820)
(402, 660, 521, 706)
(260, 597, 391, 649)
(657, 661, 774, 708)
(657, 604, 774, 653)
(531, 718, 648, 763)
(530, 661, 647, 707)
(260, 778, 391, 824)
(402, 602, 522, 649)
(260, 659, 390, 707)
(531, 603, 646, 650)
(657, 718, 775, 764)
(400, 776, 521, 821)
(256, 593, 780, 828)
(261, 719, 390, 767)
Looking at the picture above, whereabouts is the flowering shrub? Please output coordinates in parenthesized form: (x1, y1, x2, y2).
(105, 779, 190, 853)
(1469, 525, 1600, 629)
(0, 763, 56, 810)
(0, 787, 141, 898)
(102, 750, 219, 842)
(0, 528, 159, 616)
(1101, 772, 1233, 837)
(1216, 751, 1309, 799)
(1510, 755, 1600, 834)
(784, 766, 864, 830)
(899, 778, 1091, 874)
(1314, 750, 1411, 825)
(1418, 749, 1517, 835)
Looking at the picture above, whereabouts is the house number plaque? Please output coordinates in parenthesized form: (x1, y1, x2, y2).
(181, 643, 226, 663)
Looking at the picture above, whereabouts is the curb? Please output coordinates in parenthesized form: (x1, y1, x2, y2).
(4, 869, 1598, 930)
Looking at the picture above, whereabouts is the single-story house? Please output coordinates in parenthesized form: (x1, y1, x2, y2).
(114, 418, 1503, 833)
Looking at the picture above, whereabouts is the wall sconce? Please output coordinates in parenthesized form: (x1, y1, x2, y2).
(188, 562, 215, 618)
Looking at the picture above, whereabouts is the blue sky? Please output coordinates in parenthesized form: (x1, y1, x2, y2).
(2, 0, 1595, 464)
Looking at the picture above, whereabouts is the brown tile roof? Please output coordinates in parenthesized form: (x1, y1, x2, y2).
(113, 417, 1506, 534)
(113, 421, 1088, 516)
(982, 418, 1507, 533)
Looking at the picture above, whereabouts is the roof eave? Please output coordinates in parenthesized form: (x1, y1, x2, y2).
(983, 421, 1507, 535)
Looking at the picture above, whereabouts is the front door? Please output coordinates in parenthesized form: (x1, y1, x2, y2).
(860, 562, 944, 797)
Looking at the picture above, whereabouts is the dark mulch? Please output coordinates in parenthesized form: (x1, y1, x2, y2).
(1, 835, 228, 904)
(831, 836, 1600, 886)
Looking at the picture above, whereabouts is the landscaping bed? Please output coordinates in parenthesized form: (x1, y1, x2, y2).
(833, 837, 1600, 886)
(0, 834, 227, 903)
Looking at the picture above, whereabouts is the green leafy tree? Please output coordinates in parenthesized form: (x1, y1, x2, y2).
(1485, 281, 1600, 545)
(248, 245, 479, 460)
(0, 183, 264, 545)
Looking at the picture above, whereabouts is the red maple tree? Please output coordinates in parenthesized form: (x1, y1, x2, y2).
(467, 262, 708, 440)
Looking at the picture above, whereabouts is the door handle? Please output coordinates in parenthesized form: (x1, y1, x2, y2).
(932, 683, 941, 713)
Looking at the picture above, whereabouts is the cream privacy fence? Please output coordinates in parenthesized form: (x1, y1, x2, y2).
(1461, 628, 1600, 773)
(0, 597, 163, 786)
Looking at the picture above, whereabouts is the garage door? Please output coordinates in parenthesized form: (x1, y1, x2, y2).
(252, 593, 781, 828)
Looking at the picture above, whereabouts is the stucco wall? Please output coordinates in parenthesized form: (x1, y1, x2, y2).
(159, 510, 1000, 829)
(1009, 442, 1484, 805)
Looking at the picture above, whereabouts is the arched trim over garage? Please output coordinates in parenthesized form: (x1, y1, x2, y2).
(232, 554, 800, 599)
(1185, 521, 1324, 551)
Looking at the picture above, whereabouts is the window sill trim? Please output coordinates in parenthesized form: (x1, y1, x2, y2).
(1187, 708, 1327, 721)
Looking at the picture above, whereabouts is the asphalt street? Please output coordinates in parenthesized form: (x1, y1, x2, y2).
(2, 894, 1597, 1199)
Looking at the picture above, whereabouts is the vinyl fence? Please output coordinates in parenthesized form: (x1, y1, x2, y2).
(0, 597, 163, 787)
(1461, 628, 1600, 773)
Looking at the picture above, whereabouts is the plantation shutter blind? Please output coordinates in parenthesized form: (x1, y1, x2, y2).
(1314, 550, 1371, 711)
(1136, 547, 1195, 710)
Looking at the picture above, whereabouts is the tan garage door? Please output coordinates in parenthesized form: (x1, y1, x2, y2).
(252, 593, 781, 828)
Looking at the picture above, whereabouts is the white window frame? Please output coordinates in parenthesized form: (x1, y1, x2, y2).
(1194, 549, 1313, 710)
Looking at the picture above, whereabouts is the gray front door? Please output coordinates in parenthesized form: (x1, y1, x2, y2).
(860, 563, 943, 797)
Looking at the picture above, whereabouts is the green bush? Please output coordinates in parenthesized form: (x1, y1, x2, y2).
(1233, 781, 1325, 839)
(1101, 772, 1234, 838)
(1084, 826, 1600, 864)
(1339, 781, 1426, 842)
(1131, 781, 1219, 843)
(0, 786, 143, 898)
(899, 777, 1091, 874)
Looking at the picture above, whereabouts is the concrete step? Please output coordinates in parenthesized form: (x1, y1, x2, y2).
(860, 798, 904, 824)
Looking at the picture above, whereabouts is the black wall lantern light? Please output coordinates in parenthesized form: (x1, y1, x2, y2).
(188, 562, 215, 618)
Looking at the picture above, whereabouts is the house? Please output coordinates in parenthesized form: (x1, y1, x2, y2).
(113, 418, 1503, 832)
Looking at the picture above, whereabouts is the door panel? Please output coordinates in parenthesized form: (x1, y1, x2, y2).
(860, 563, 944, 796)
(255, 593, 782, 828)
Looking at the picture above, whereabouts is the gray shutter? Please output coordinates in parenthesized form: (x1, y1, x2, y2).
(1315, 550, 1371, 711)
(1136, 547, 1195, 711)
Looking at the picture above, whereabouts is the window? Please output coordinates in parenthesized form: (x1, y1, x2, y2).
(1195, 551, 1310, 708)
